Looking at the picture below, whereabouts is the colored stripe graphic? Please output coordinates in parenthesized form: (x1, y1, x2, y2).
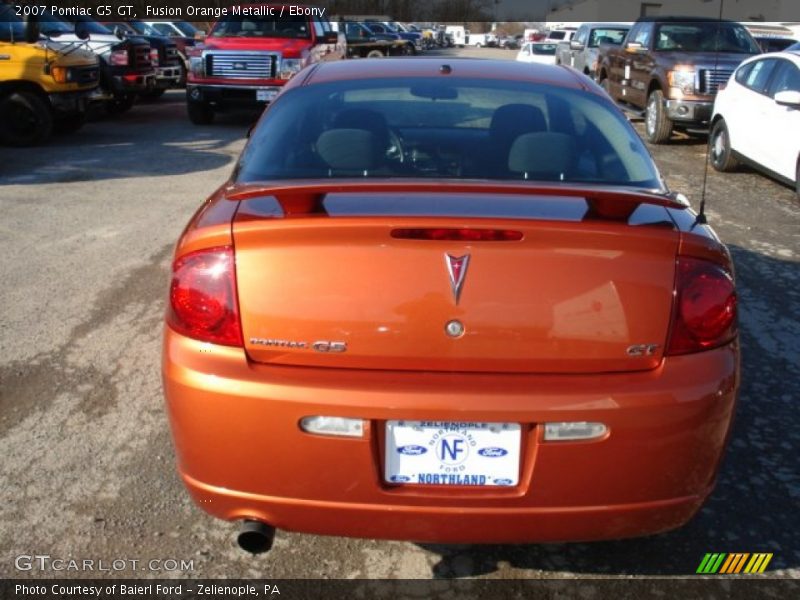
(697, 553, 773, 574)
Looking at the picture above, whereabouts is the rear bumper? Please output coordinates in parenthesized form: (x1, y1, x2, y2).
(110, 71, 156, 94)
(163, 330, 739, 543)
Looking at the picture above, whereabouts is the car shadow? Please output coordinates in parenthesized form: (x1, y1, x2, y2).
(0, 91, 260, 185)
(417, 245, 799, 578)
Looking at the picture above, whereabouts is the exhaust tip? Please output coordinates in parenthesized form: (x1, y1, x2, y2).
(237, 519, 275, 554)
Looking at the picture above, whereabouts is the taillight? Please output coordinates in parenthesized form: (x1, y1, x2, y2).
(666, 257, 737, 356)
(167, 246, 243, 347)
(150, 48, 160, 66)
(109, 49, 129, 66)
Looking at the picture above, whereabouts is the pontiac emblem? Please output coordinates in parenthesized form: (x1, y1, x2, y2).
(233, 62, 247, 70)
(445, 254, 470, 304)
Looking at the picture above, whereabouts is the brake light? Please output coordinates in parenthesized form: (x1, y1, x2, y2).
(109, 49, 129, 66)
(167, 246, 243, 346)
(666, 257, 737, 355)
(391, 228, 523, 241)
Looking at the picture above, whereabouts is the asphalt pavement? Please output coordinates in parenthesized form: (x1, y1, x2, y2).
(0, 47, 798, 580)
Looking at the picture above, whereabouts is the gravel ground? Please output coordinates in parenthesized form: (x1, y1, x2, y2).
(0, 47, 798, 580)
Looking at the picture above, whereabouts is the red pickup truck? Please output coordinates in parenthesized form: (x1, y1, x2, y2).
(186, 5, 345, 124)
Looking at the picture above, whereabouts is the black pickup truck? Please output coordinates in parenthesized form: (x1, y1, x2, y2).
(103, 21, 182, 98)
(596, 17, 760, 143)
(42, 13, 156, 115)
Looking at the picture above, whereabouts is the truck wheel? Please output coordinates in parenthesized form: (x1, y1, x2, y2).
(709, 119, 739, 172)
(106, 94, 136, 115)
(644, 89, 673, 144)
(53, 112, 87, 135)
(0, 91, 53, 146)
(795, 160, 799, 200)
(366, 50, 385, 58)
(187, 100, 215, 125)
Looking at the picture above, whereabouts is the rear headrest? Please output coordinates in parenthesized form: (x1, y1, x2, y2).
(508, 132, 576, 179)
(489, 104, 547, 140)
(316, 129, 381, 172)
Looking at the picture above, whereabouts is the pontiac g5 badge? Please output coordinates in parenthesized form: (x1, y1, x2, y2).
(445, 254, 470, 304)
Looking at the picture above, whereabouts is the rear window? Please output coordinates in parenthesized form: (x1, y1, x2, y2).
(211, 15, 310, 39)
(531, 43, 557, 55)
(237, 77, 661, 189)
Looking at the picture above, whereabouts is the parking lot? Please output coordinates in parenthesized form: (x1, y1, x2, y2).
(1, 46, 798, 579)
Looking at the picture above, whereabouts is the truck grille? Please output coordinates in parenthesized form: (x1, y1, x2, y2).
(74, 65, 99, 85)
(206, 52, 277, 79)
(700, 68, 733, 95)
(130, 44, 152, 68)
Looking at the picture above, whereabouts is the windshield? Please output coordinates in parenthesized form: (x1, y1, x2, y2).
(175, 21, 198, 36)
(129, 21, 162, 36)
(655, 23, 760, 53)
(210, 15, 310, 39)
(0, 6, 25, 40)
(237, 77, 661, 189)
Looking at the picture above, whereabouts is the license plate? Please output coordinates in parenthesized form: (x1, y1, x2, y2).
(256, 88, 278, 102)
(385, 421, 521, 487)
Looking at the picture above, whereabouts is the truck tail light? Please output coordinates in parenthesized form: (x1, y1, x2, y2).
(167, 246, 243, 347)
(150, 48, 160, 66)
(666, 257, 737, 356)
(109, 49, 129, 66)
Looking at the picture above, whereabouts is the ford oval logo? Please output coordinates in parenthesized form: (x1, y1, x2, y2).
(397, 445, 427, 456)
(478, 447, 508, 458)
(390, 475, 410, 483)
(493, 478, 513, 486)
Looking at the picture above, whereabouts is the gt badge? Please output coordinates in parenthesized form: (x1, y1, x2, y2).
(445, 254, 470, 305)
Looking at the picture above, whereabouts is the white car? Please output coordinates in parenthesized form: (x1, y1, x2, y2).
(711, 50, 800, 198)
(516, 42, 558, 65)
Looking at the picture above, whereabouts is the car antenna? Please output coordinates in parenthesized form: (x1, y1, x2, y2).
(695, 0, 725, 227)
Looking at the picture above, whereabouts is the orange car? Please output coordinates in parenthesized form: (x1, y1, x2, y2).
(163, 59, 739, 553)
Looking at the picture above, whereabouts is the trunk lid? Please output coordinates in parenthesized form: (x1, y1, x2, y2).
(232, 189, 680, 374)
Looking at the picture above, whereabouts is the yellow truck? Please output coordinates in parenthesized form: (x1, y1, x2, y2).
(0, 8, 99, 145)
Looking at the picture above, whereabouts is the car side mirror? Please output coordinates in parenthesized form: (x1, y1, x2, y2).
(570, 40, 584, 50)
(23, 15, 40, 43)
(113, 25, 126, 40)
(774, 90, 800, 108)
(625, 41, 643, 53)
(75, 22, 90, 41)
(668, 191, 690, 207)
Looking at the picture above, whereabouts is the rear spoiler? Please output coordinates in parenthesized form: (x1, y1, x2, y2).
(226, 180, 689, 220)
